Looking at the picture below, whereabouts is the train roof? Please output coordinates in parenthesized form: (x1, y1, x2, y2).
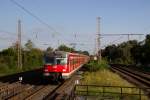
(45, 51, 88, 58)
(45, 51, 67, 58)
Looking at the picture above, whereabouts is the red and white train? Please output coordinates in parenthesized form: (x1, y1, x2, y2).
(43, 51, 89, 81)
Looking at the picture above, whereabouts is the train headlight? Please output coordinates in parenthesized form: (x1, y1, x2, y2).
(63, 69, 66, 72)
(44, 69, 48, 72)
(53, 66, 57, 68)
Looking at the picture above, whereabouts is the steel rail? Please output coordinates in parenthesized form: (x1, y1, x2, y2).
(110, 66, 150, 97)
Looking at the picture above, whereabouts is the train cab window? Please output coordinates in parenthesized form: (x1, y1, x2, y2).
(56, 58, 66, 65)
(57, 59, 61, 64)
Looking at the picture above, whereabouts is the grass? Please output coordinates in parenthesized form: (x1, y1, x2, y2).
(77, 60, 148, 100)
(81, 69, 133, 86)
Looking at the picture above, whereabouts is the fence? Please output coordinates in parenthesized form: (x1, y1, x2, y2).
(69, 85, 150, 100)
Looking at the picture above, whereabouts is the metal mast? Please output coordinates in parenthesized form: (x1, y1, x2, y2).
(17, 20, 22, 69)
(96, 17, 101, 60)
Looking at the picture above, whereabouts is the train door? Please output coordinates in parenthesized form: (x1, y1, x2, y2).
(67, 55, 70, 73)
(69, 55, 73, 73)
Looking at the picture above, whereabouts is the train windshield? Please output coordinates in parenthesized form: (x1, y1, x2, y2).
(44, 56, 66, 65)
(44, 57, 55, 65)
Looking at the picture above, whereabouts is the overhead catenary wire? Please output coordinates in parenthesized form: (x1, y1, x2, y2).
(0, 37, 15, 40)
(0, 30, 31, 40)
(105, 35, 124, 46)
(0, 30, 17, 40)
(10, 0, 59, 35)
(100, 33, 144, 36)
(10, 0, 73, 46)
(0, 30, 16, 35)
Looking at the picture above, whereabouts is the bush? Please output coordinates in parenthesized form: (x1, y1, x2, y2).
(85, 59, 109, 72)
(0, 63, 9, 73)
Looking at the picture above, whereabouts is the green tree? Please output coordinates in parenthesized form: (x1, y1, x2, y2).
(0, 40, 45, 76)
(57, 44, 75, 52)
(130, 43, 142, 64)
(46, 47, 53, 52)
(81, 51, 89, 55)
(118, 40, 138, 64)
(102, 45, 122, 63)
(102, 40, 139, 64)
(22, 48, 43, 70)
(25, 40, 34, 50)
(142, 35, 150, 64)
(0, 47, 17, 68)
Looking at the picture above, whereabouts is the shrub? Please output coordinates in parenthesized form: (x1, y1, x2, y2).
(0, 63, 9, 73)
(85, 59, 109, 72)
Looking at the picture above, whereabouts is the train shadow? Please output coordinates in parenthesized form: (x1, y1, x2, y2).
(0, 69, 60, 86)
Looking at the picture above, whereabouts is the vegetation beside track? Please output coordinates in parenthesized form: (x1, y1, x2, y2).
(102, 34, 150, 67)
(0, 40, 43, 76)
(80, 60, 148, 99)
(84, 59, 108, 72)
(82, 60, 133, 86)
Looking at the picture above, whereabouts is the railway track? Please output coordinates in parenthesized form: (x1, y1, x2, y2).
(0, 76, 79, 100)
(118, 66, 150, 81)
(110, 64, 150, 97)
(0, 69, 81, 100)
(0, 81, 23, 99)
(0, 80, 59, 100)
(0, 68, 61, 100)
(44, 74, 80, 100)
(8, 84, 58, 100)
(0, 72, 66, 100)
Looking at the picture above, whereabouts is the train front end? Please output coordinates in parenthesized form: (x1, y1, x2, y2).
(43, 51, 68, 81)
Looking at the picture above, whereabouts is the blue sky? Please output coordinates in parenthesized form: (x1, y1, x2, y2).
(0, 0, 150, 53)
